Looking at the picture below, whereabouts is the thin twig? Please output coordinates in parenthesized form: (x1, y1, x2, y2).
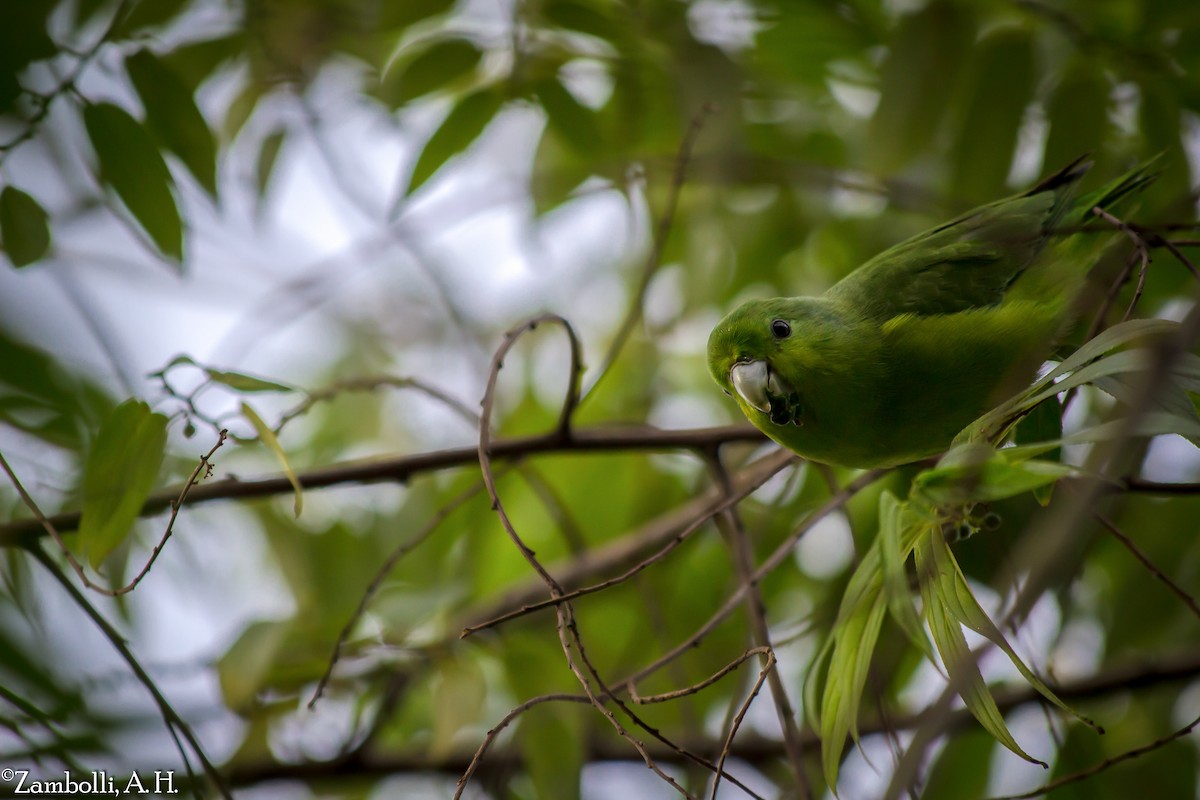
(0, 423, 769, 544)
(308, 475, 493, 709)
(620, 469, 883, 688)
(0, 431, 227, 596)
(708, 454, 811, 799)
(580, 103, 716, 406)
(985, 708, 1200, 800)
(711, 652, 775, 800)
(631, 647, 772, 704)
(460, 456, 790, 637)
(1094, 511, 1200, 622)
(454, 693, 592, 799)
(27, 547, 232, 799)
(476, 314, 695, 798)
(1092, 206, 1152, 322)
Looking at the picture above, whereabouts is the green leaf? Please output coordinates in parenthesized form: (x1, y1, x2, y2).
(406, 88, 504, 195)
(255, 129, 286, 200)
(79, 400, 169, 569)
(126, 49, 219, 196)
(521, 705, 584, 800)
(867, 0, 974, 173)
(83, 103, 183, 261)
(0, 186, 51, 267)
(1015, 395, 1063, 505)
(217, 620, 289, 713)
(951, 27, 1034, 204)
(914, 445, 1076, 506)
(1044, 61, 1110, 181)
(378, 0, 456, 30)
(960, 319, 1181, 444)
(0, 0, 55, 114)
(878, 492, 936, 662)
(113, 0, 192, 37)
(925, 529, 1097, 731)
(542, 0, 620, 41)
(241, 402, 302, 517)
(917, 529, 1045, 766)
(819, 559, 889, 789)
(530, 125, 596, 216)
(380, 38, 481, 108)
(430, 654, 487, 758)
(222, 80, 264, 143)
(207, 369, 293, 394)
(535, 78, 603, 155)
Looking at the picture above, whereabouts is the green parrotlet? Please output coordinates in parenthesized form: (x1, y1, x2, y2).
(707, 158, 1156, 468)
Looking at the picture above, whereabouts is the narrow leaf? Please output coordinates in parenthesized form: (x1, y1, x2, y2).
(380, 38, 481, 108)
(255, 129, 286, 200)
(83, 103, 183, 261)
(241, 402, 302, 517)
(0, 186, 51, 267)
(878, 492, 936, 662)
(820, 579, 888, 789)
(126, 49, 219, 196)
(917, 530, 1045, 766)
(79, 400, 168, 568)
(927, 531, 1098, 730)
(406, 88, 503, 195)
(207, 369, 292, 394)
(535, 78, 603, 154)
(1014, 395, 1063, 505)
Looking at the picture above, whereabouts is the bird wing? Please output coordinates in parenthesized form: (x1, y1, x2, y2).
(824, 192, 1057, 322)
(825, 157, 1093, 323)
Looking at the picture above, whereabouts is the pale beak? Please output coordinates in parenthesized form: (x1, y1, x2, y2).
(730, 360, 771, 413)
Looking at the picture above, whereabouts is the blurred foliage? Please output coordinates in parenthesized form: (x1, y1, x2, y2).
(0, 0, 1198, 798)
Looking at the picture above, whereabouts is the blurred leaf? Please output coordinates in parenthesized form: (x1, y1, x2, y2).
(0, 186, 51, 267)
(405, 88, 504, 195)
(1044, 61, 1110, 181)
(921, 729, 995, 800)
(113, 0, 192, 37)
(222, 80, 264, 143)
(73, 0, 112, 30)
(161, 33, 245, 89)
(430, 653, 486, 757)
(1015, 395, 1063, 505)
(541, 0, 621, 41)
(78, 400, 168, 569)
(255, 128, 286, 200)
(126, 50, 219, 197)
(521, 705, 584, 800)
(530, 125, 596, 216)
(380, 38, 481, 108)
(0, 0, 56, 113)
(242, 402, 302, 516)
(536, 77, 604, 155)
(83, 102, 183, 262)
(0, 332, 114, 450)
(378, 0, 456, 30)
(755, 1, 867, 86)
(217, 620, 289, 713)
(951, 27, 1034, 204)
(868, 0, 974, 173)
(207, 368, 292, 394)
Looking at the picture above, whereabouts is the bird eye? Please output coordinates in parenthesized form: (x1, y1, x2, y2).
(771, 319, 791, 339)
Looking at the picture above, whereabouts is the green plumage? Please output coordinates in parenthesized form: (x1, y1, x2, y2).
(707, 158, 1156, 468)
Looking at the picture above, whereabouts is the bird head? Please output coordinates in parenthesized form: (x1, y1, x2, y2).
(707, 298, 822, 427)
